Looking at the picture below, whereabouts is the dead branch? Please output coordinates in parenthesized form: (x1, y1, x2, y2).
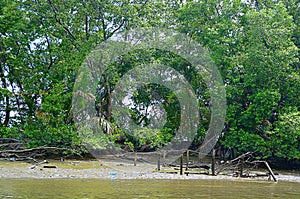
(228, 152, 253, 163)
(0, 146, 69, 154)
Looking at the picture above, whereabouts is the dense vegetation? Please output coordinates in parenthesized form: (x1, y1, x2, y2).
(0, 0, 299, 160)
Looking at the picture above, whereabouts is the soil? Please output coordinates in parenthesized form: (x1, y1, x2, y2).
(0, 159, 300, 182)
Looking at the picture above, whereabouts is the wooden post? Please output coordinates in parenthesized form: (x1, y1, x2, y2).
(211, 149, 216, 176)
(239, 157, 244, 177)
(134, 152, 137, 166)
(163, 150, 166, 167)
(180, 155, 183, 175)
(186, 150, 189, 171)
(157, 156, 160, 171)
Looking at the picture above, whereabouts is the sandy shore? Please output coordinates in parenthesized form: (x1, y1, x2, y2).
(0, 159, 300, 182)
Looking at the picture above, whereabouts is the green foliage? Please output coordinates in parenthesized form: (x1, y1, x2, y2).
(0, 127, 20, 139)
(96, 48, 209, 151)
(0, 0, 174, 153)
(178, 0, 300, 159)
(1, 0, 299, 160)
(268, 108, 300, 159)
(22, 122, 79, 148)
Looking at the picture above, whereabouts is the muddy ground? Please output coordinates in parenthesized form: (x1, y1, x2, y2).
(0, 159, 300, 182)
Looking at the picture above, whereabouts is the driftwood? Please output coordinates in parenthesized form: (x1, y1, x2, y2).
(251, 160, 277, 182)
(0, 138, 21, 142)
(0, 137, 84, 160)
(217, 152, 277, 182)
(228, 152, 253, 164)
(1, 146, 69, 154)
(29, 160, 49, 169)
(216, 152, 252, 175)
(0, 146, 76, 161)
(0, 138, 22, 151)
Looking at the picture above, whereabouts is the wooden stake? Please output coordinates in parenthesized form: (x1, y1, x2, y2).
(157, 156, 160, 171)
(134, 152, 137, 166)
(163, 150, 166, 167)
(211, 149, 216, 176)
(180, 155, 183, 175)
(239, 157, 244, 177)
(186, 150, 189, 171)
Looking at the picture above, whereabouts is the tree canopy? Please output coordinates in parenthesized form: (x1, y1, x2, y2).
(0, 0, 299, 160)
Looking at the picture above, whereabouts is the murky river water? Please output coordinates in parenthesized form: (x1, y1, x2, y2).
(0, 178, 299, 199)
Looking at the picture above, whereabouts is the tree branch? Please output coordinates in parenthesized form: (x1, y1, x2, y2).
(107, 18, 126, 39)
(47, 0, 77, 41)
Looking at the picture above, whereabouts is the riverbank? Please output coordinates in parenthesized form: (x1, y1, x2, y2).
(0, 159, 300, 182)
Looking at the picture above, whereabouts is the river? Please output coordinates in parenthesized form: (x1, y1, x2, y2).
(0, 178, 299, 198)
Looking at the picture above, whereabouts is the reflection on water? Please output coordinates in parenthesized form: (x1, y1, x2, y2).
(0, 178, 299, 199)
